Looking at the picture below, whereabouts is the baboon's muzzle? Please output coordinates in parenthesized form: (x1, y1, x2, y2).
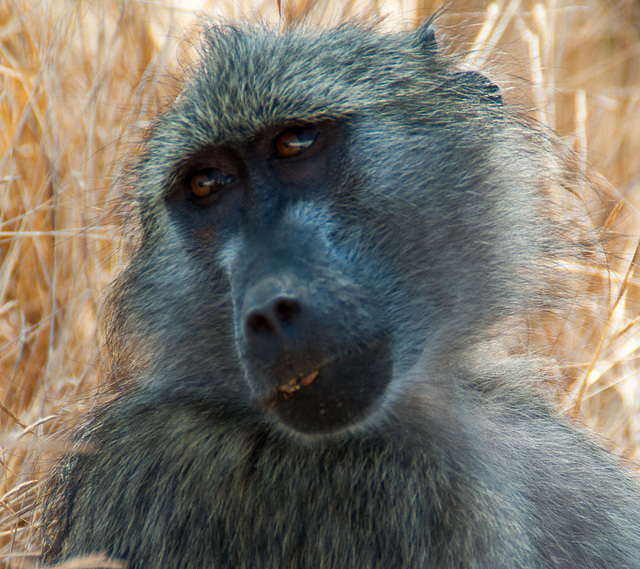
(240, 272, 392, 434)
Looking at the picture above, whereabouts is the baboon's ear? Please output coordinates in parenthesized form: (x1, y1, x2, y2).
(413, 21, 437, 52)
(451, 70, 503, 105)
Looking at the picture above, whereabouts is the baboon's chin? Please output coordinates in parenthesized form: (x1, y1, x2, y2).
(261, 339, 392, 435)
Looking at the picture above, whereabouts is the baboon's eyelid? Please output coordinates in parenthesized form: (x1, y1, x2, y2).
(285, 139, 313, 150)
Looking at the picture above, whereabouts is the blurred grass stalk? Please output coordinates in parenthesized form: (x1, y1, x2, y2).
(1, 0, 640, 564)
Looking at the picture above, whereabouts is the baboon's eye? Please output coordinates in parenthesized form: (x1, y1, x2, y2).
(189, 168, 235, 199)
(275, 127, 318, 159)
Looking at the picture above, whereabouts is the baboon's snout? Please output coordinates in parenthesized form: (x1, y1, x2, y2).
(241, 272, 324, 388)
(237, 271, 392, 435)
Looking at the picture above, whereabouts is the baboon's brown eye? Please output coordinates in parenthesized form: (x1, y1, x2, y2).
(275, 127, 318, 159)
(189, 168, 235, 199)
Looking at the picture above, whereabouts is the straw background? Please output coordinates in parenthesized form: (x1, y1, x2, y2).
(1, 0, 640, 565)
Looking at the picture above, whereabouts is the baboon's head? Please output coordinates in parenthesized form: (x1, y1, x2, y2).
(116, 23, 552, 436)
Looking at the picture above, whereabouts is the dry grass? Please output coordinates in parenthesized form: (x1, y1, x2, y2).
(1, 0, 639, 565)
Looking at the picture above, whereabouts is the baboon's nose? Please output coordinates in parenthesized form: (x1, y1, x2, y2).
(245, 296, 302, 335)
(241, 274, 329, 393)
(242, 275, 307, 340)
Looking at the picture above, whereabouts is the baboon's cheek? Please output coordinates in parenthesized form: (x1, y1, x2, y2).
(194, 226, 215, 245)
(262, 337, 393, 435)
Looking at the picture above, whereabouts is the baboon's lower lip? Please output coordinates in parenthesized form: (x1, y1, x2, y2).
(278, 370, 319, 394)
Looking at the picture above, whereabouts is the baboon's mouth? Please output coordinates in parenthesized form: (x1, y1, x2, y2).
(261, 336, 392, 435)
(278, 370, 319, 395)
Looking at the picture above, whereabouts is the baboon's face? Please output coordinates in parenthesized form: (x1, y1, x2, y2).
(164, 119, 401, 434)
(135, 25, 538, 436)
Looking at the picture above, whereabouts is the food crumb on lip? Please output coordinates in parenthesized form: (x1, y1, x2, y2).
(278, 370, 319, 394)
(300, 370, 319, 386)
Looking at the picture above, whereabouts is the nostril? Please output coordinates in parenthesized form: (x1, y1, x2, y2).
(274, 298, 301, 324)
(246, 312, 275, 334)
(245, 297, 302, 336)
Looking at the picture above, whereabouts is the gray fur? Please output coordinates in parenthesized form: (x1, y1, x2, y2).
(41, 21, 640, 569)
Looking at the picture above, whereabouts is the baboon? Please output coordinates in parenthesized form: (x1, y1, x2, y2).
(41, 20, 640, 569)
